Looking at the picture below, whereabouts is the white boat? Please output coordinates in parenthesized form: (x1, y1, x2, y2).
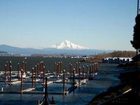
(18, 71, 27, 78)
(81, 79, 88, 85)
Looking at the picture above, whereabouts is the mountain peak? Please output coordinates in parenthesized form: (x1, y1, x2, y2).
(64, 40, 70, 43)
(51, 40, 88, 50)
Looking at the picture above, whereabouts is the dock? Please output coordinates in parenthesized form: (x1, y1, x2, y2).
(0, 91, 65, 95)
(22, 88, 35, 92)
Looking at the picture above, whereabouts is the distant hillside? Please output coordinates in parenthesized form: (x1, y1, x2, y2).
(0, 44, 108, 56)
(0, 44, 43, 56)
(0, 51, 8, 53)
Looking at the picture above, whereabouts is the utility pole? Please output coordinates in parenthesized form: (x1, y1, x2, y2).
(137, 0, 140, 15)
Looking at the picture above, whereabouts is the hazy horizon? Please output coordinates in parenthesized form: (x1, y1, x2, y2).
(0, 0, 137, 51)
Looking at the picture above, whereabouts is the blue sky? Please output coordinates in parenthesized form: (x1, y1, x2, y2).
(0, 0, 137, 50)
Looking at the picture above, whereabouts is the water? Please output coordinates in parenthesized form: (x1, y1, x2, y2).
(0, 63, 123, 105)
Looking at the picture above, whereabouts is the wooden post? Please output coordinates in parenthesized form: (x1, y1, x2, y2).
(44, 77, 49, 105)
(56, 63, 59, 76)
(9, 61, 12, 84)
(58, 62, 60, 74)
(39, 62, 42, 83)
(32, 67, 34, 88)
(60, 62, 62, 74)
(23, 57, 27, 73)
(54, 62, 57, 76)
(82, 66, 85, 79)
(69, 63, 72, 78)
(50, 96, 56, 105)
(76, 62, 79, 74)
(63, 69, 65, 95)
(17, 63, 20, 80)
(72, 68, 75, 90)
(20, 69, 23, 94)
(92, 64, 94, 74)
(78, 67, 81, 86)
(86, 65, 89, 79)
(22, 61, 26, 74)
(35, 65, 37, 87)
(4, 64, 7, 84)
(94, 63, 97, 73)
(43, 65, 45, 84)
(36, 63, 39, 79)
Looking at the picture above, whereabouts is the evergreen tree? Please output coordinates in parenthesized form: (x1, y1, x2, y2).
(131, 14, 140, 50)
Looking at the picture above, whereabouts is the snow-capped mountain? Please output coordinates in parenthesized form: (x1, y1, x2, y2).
(51, 40, 88, 50)
(0, 42, 109, 56)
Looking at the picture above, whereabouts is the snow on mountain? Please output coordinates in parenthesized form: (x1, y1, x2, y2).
(51, 40, 88, 50)
(0, 44, 109, 56)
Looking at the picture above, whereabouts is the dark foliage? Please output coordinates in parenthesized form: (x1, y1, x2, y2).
(131, 14, 140, 49)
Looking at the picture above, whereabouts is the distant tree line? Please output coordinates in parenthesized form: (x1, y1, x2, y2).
(108, 51, 136, 57)
(88, 51, 136, 63)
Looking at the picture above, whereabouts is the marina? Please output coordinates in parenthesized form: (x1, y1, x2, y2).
(0, 57, 121, 105)
(0, 0, 140, 104)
